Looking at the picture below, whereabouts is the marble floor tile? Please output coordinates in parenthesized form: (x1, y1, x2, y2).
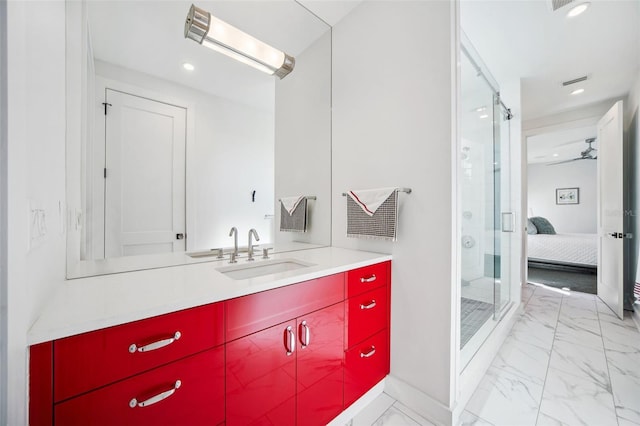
(561, 292, 596, 310)
(554, 319, 603, 350)
(458, 410, 494, 426)
(557, 306, 601, 334)
(372, 406, 421, 426)
(547, 338, 611, 391)
(491, 335, 550, 386)
(535, 412, 568, 426)
(539, 368, 618, 426)
(465, 366, 543, 426)
(600, 318, 640, 353)
(351, 393, 396, 426)
(606, 351, 640, 425)
(509, 313, 557, 351)
(618, 417, 640, 426)
(392, 402, 436, 426)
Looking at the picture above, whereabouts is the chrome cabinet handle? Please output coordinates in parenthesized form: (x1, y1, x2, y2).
(129, 331, 181, 354)
(300, 321, 310, 348)
(129, 380, 181, 408)
(360, 274, 377, 283)
(360, 346, 376, 358)
(360, 300, 377, 310)
(285, 326, 296, 356)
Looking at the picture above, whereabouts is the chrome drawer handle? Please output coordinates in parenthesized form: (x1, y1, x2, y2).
(360, 274, 377, 283)
(360, 300, 377, 310)
(285, 326, 296, 356)
(129, 331, 181, 354)
(300, 321, 310, 348)
(360, 346, 376, 358)
(129, 380, 181, 408)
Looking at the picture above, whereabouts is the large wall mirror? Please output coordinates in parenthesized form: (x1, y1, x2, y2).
(66, 0, 332, 278)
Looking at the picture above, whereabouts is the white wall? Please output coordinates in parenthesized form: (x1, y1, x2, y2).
(275, 31, 332, 247)
(528, 161, 597, 233)
(0, 0, 8, 421)
(6, 1, 68, 423)
(332, 0, 456, 419)
(92, 61, 275, 252)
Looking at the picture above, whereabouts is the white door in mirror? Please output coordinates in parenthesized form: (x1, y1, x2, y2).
(104, 90, 186, 257)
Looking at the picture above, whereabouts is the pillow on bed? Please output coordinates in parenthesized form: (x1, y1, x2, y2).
(530, 216, 556, 234)
(527, 218, 538, 235)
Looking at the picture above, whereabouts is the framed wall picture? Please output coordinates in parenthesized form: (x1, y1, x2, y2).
(556, 187, 579, 205)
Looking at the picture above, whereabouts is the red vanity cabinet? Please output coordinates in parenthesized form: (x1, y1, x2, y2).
(225, 274, 346, 426)
(344, 261, 391, 407)
(29, 260, 391, 425)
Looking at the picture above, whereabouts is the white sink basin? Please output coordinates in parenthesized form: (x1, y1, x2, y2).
(217, 258, 315, 280)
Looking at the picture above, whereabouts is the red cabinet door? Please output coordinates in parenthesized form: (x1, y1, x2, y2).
(54, 346, 225, 426)
(344, 329, 389, 407)
(296, 302, 344, 426)
(30, 342, 53, 426)
(226, 320, 297, 426)
(54, 302, 224, 402)
(345, 285, 388, 349)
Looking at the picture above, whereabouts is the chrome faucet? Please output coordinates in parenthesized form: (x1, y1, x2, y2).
(228, 227, 238, 263)
(247, 229, 260, 261)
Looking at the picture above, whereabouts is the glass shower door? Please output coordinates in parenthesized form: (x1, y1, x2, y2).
(459, 39, 512, 365)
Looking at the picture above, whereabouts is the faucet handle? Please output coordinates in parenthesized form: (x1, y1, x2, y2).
(215, 248, 224, 259)
(229, 252, 238, 264)
(262, 247, 273, 259)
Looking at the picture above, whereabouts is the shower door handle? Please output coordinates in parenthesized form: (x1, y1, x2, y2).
(501, 212, 514, 233)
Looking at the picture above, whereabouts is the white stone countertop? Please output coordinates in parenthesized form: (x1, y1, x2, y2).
(28, 247, 391, 345)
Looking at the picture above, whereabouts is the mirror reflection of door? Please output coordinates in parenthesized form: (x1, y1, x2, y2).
(103, 89, 186, 258)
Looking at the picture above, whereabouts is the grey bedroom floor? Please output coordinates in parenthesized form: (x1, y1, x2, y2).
(347, 283, 640, 426)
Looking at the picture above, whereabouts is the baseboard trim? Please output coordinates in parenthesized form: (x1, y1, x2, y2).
(384, 375, 452, 426)
(327, 379, 386, 426)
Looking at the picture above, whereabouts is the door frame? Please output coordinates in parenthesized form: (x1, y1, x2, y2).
(90, 76, 196, 258)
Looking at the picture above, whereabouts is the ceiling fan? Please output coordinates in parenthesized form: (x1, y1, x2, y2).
(547, 137, 597, 166)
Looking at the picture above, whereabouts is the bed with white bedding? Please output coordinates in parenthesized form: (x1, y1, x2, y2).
(527, 233, 597, 269)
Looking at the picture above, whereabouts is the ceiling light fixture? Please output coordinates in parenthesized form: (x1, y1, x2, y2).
(553, 153, 559, 157)
(183, 62, 195, 71)
(479, 114, 489, 119)
(475, 106, 487, 112)
(571, 88, 585, 95)
(184, 4, 295, 79)
(567, 2, 590, 17)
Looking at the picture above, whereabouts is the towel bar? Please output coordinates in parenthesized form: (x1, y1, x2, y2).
(278, 196, 317, 201)
(341, 188, 412, 196)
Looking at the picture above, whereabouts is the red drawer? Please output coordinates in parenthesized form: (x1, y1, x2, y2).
(54, 302, 224, 402)
(344, 329, 389, 407)
(346, 262, 389, 297)
(345, 285, 388, 349)
(226, 273, 344, 341)
(54, 346, 225, 425)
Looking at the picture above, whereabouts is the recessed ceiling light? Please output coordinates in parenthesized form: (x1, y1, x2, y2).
(571, 88, 585, 95)
(553, 153, 559, 157)
(479, 114, 489, 119)
(475, 106, 487, 112)
(183, 62, 195, 71)
(567, 2, 590, 18)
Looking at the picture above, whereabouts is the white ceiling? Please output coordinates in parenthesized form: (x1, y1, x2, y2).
(527, 124, 597, 164)
(461, 0, 640, 121)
